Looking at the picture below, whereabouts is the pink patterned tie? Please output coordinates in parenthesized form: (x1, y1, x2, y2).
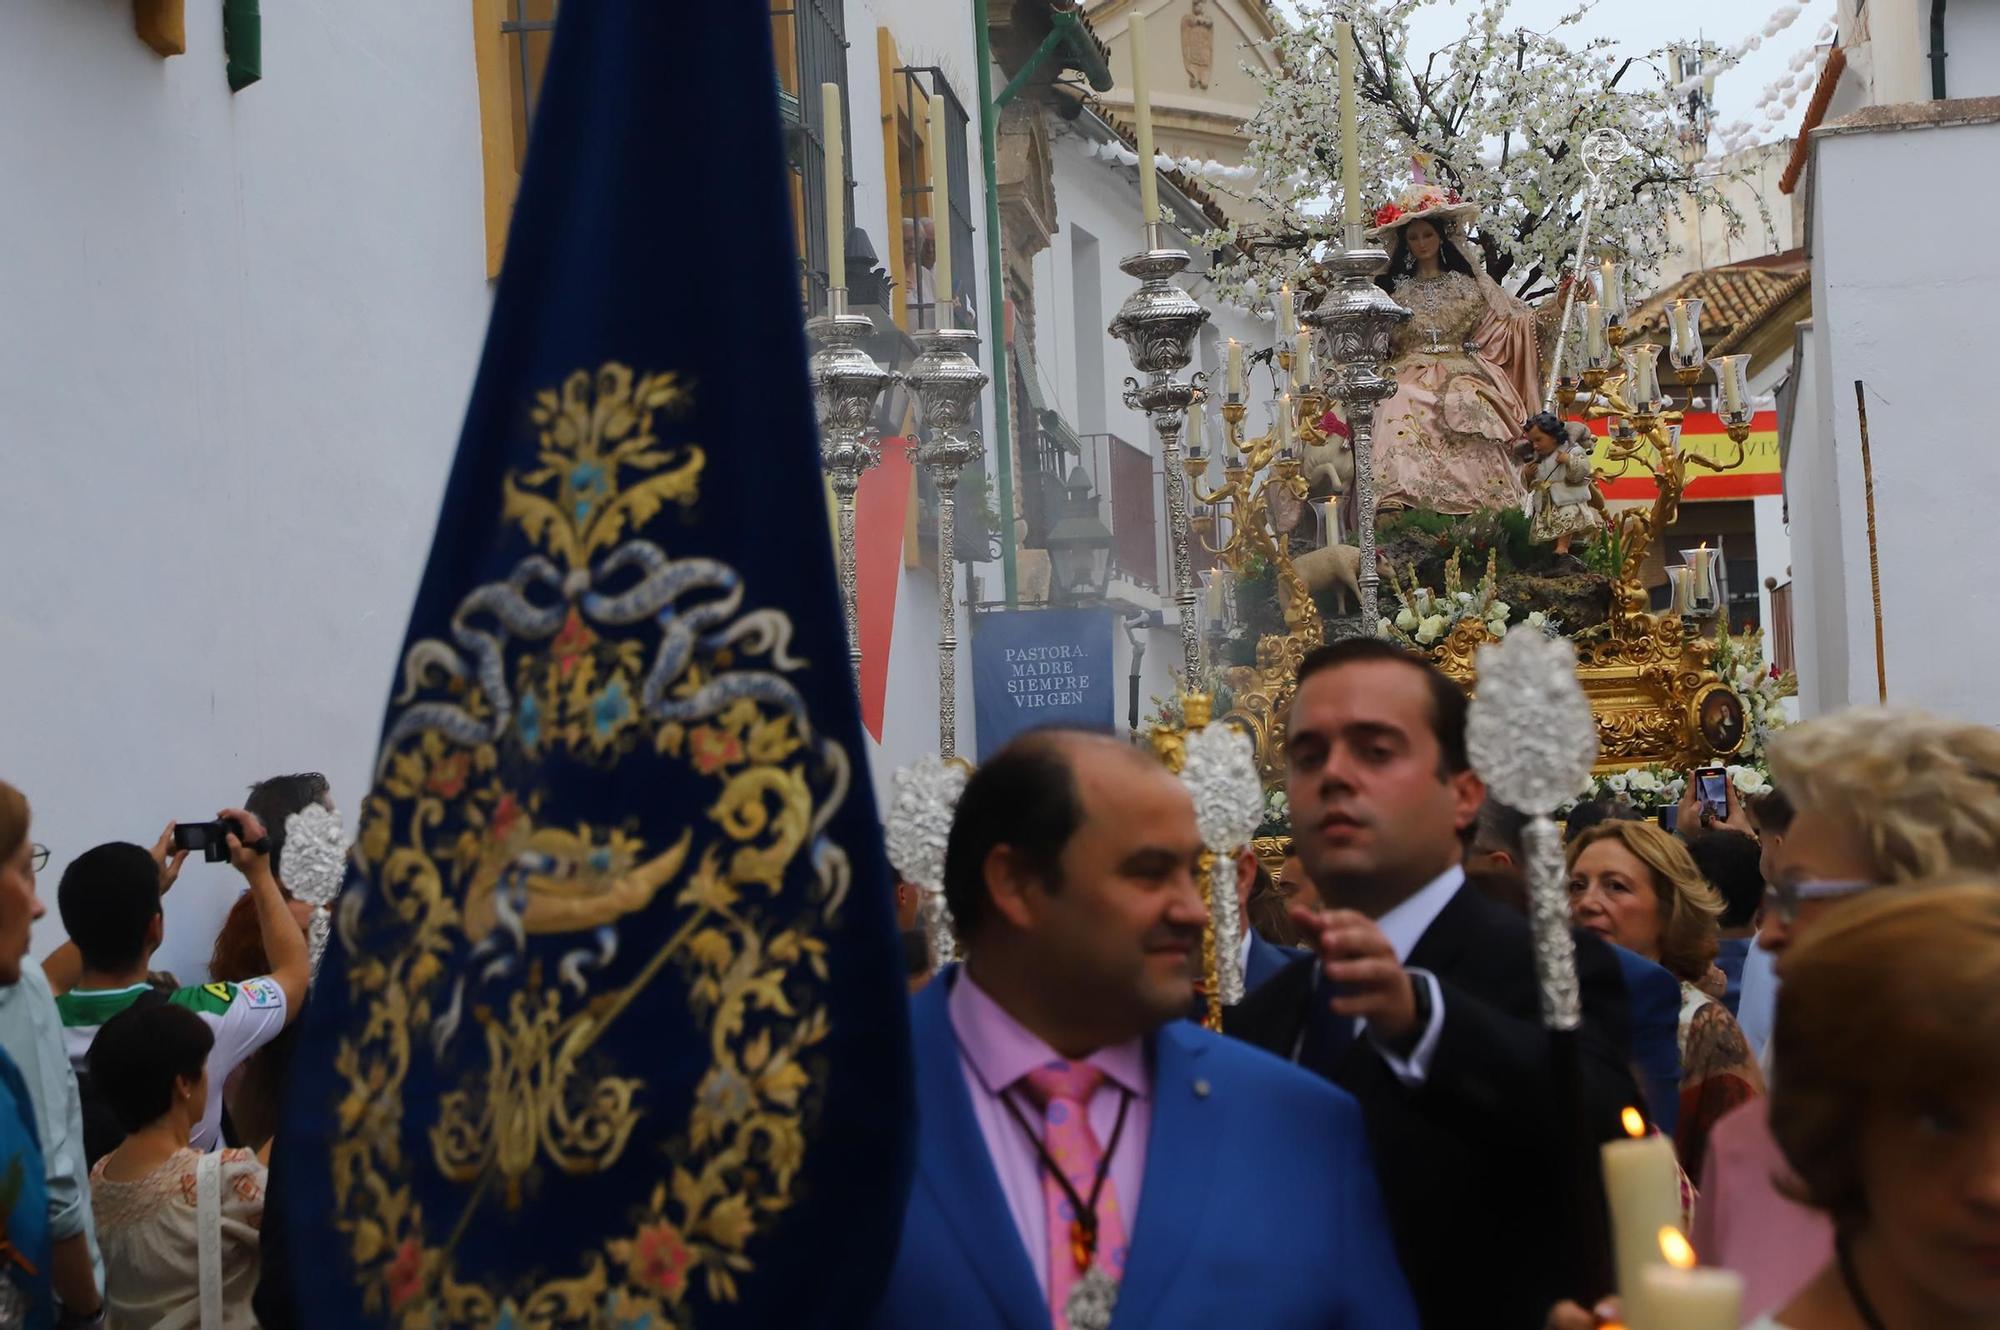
(1019, 1059, 1130, 1329)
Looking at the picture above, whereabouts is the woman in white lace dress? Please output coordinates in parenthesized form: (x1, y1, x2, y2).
(87, 1002, 264, 1330)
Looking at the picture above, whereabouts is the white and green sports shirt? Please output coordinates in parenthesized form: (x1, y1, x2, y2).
(55, 976, 288, 1150)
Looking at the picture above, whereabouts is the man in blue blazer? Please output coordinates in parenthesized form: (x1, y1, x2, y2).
(869, 730, 1417, 1330)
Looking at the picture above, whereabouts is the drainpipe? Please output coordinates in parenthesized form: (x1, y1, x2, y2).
(973, 0, 1115, 605)
(1930, 0, 1949, 99)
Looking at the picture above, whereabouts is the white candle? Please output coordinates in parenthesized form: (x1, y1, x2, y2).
(1669, 301, 1691, 358)
(1601, 1109, 1680, 1330)
(1226, 338, 1244, 400)
(1636, 1229, 1743, 1330)
(822, 83, 846, 292)
(1278, 393, 1293, 452)
(1278, 282, 1296, 339)
(1337, 19, 1361, 233)
(1712, 354, 1747, 413)
(1293, 330, 1311, 389)
(1585, 301, 1607, 363)
(1599, 258, 1626, 324)
(928, 90, 953, 328)
(1667, 565, 1696, 617)
(1130, 10, 1159, 227)
(1187, 402, 1204, 456)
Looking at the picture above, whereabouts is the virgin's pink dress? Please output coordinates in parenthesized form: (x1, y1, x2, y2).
(1374, 271, 1538, 514)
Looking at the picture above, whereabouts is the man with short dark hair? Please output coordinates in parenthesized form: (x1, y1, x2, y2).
(53, 809, 308, 1153)
(871, 728, 1417, 1330)
(1226, 639, 1641, 1330)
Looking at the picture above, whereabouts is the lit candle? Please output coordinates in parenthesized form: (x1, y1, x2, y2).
(1636, 1229, 1743, 1330)
(1601, 1108, 1680, 1330)
(822, 83, 846, 292)
(1599, 258, 1626, 325)
(1669, 301, 1691, 359)
(1129, 10, 1159, 227)
(928, 90, 953, 328)
(1711, 354, 1748, 414)
(1226, 338, 1244, 401)
(1585, 301, 1607, 364)
(1293, 330, 1311, 389)
(1336, 19, 1361, 236)
(1322, 497, 1341, 545)
(1278, 282, 1296, 339)
(1682, 543, 1720, 612)
(1278, 392, 1293, 453)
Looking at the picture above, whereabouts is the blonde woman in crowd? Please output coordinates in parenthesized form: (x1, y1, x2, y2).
(1701, 708, 2000, 1322)
(1566, 819, 1764, 1176)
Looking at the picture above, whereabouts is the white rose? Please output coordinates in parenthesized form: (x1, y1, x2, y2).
(1607, 772, 1629, 792)
(1456, 591, 1474, 605)
(1395, 608, 1419, 631)
(1630, 771, 1658, 792)
(1413, 589, 1432, 613)
(1415, 614, 1447, 645)
(1487, 601, 1511, 620)
(1378, 617, 1396, 635)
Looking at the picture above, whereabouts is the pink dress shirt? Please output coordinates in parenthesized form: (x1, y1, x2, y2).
(1694, 1098, 1833, 1321)
(946, 971, 1152, 1294)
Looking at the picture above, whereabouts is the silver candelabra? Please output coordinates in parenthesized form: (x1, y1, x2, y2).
(1306, 239, 1411, 632)
(1109, 222, 1212, 686)
(905, 325, 988, 760)
(807, 289, 893, 682)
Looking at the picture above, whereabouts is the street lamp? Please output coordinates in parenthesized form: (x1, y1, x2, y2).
(1045, 465, 1114, 603)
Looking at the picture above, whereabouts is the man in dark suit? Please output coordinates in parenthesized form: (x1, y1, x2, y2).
(871, 729, 1417, 1330)
(1225, 640, 1641, 1330)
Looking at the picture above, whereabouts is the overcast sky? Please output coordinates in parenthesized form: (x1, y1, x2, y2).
(1268, 0, 1836, 151)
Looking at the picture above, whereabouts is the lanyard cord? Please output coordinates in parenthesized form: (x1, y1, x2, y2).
(999, 1085, 1134, 1272)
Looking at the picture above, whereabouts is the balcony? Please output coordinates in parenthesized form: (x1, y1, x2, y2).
(1077, 433, 1158, 594)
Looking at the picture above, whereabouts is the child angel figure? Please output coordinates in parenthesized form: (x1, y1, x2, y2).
(1520, 410, 1604, 555)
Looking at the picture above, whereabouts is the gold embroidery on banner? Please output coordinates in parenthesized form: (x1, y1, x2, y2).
(331, 362, 851, 1327)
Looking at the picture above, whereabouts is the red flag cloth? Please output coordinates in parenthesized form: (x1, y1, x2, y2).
(854, 438, 913, 739)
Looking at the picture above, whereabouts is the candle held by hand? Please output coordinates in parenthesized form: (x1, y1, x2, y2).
(1636, 1228, 1742, 1330)
(1601, 1108, 1679, 1330)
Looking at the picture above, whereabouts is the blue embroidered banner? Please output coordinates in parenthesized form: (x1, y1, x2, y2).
(271, 5, 912, 1326)
(971, 608, 1119, 760)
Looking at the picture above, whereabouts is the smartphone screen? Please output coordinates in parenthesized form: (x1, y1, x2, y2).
(1696, 768, 1730, 813)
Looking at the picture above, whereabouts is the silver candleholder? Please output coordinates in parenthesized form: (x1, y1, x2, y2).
(1109, 222, 1212, 686)
(1306, 242, 1411, 633)
(807, 288, 893, 683)
(905, 325, 989, 760)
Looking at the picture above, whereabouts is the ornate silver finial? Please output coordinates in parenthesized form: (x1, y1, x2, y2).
(1466, 631, 1597, 1031)
(1580, 127, 1634, 178)
(1181, 723, 1262, 1005)
(884, 755, 967, 969)
(283, 802, 347, 974)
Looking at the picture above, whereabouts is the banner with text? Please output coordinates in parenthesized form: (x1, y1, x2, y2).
(972, 607, 1117, 760)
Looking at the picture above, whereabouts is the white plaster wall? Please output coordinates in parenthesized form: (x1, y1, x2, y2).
(1943, 3, 2000, 99)
(1752, 493, 1791, 666)
(2, 3, 492, 979)
(1658, 141, 1798, 289)
(1801, 117, 2000, 719)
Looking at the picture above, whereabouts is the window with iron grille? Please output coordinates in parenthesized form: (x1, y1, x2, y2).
(772, 0, 851, 315)
(892, 67, 977, 332)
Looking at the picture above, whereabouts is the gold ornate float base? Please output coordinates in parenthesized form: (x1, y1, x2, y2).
(1220, 599, 1743, 789)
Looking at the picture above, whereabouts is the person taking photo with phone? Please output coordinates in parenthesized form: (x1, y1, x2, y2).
(47, 811, 308, 1159)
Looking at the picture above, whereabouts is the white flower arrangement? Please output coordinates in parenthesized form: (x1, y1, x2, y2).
(1378, 549, 1512, 651)
(1568, 761, 1772, 816)
(1712, 628, 1798, 764)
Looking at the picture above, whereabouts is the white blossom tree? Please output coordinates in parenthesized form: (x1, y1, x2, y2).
(1205, 0, 1740, 308)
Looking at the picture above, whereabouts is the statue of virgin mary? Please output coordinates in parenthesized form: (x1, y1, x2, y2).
(1366, 183, 1542, 514)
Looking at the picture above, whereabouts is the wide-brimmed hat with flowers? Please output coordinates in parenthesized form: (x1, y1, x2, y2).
(1367, 181, 1479, 241)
